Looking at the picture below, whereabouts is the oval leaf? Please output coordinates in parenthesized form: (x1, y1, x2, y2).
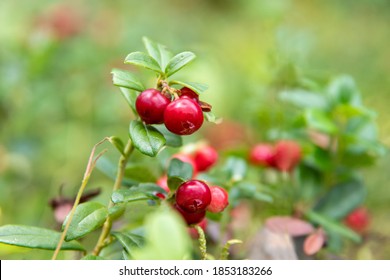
(129, 120, 166, 157)
(108, 205, 126, 220)
(108, 136, 125, 156)
(168, 158, 193, 181)
(142, 37, 172, 70)
(266, 216, 315, 237)
(111, 184, 166, 204)
(169, 80, 208, 95)
(165, 51, 196, 77)
(124, 52, 162, 73)
(111, 68, 145, 92)
(112, 231, 144, 257)
(303, 228, 326, 255)
(0, 225, 85, 251)
(63, 202, 108, 241)
(304, 109, 338, 135)
(155, 125, 183, 147)
(119, 87, 138, 114)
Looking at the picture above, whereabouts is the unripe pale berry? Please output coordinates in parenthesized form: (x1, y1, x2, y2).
(207, 186, 229, 213)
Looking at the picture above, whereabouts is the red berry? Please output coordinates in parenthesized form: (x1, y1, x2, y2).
(345, 207, 370, 232)
(188, 218, 208, 239)
(135, 88, 170, 124)
(207, 186, 229, 213)
(249, 143, 275, 166)
(156, 175, 170, 199)
(164, 97, 204, 135)
(179, 87, 199, 101)
(194, 145, 218, 172)
(171, 153, 198, 177)
(174, 204, 206, 225)
(176, 180, 211, 213)
(272, 140, 302, 172)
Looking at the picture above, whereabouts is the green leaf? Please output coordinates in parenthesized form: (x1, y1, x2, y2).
(112, 231, 144, 257)
(111, 184, 166, 204)
(229, 181, 273, 207)
(0, 225, 85, 251)
(111, 68, 145, 92)
(155, 125, 183, 147)
(169, 80, 208, 95)
(63, 202, 108, 241)
(142, 37, 172, 70)
(279, 89, 328, 109)
(124, 52, 162, 73)
(131, 209, 192, 259)
(306, 211, 362, 243)
(129, 120, 166, 157)
(327, 75, 361, 106)
(82, 255, 105, 260)
(108, 136, 125, 156)
(304, 109, 338, 135)
(124, 164, 158, 183)
(313, 180, 366, 220)
(108, 204, 126, 220)
(223, 156, 247, 182)
(165, 52, 196, 77)
(167, 176, 186, 192)
(168, 158, 193, 181)
(119, 87, 138, 114)
(204, 111, 222, 124)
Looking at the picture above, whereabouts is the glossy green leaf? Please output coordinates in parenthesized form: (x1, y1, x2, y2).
(108, 204, 126, 220)
(129, 120, 166, 157)
(304, 109, 338, 135)
(108, 136, 125, 156)
(167, 176, 186, 192)
(63, 202, 108, 241)
(112, 231, 144, 257)
(155, 125, 183, 147)
(142, 37, 172, 70)
(306, 211, 361, 243)
(169, 80, 208, 95)
(167, 158, 193, 181)
(165, 52, 196, 77)
(313, 180, 366, 220)
(279, 89, 328, 109)
(111, 184, 166, 204)
(0, 225, 85, 251)
(124, 52, 162, 73)
(111, 68, 145, 92)
(119, 87, 138, 114)
(124, 164, 158, 183)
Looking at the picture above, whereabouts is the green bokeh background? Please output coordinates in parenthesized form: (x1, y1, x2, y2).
(0, 0, 389, 259)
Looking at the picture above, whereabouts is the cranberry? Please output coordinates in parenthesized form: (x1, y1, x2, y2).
(171, 153, 198, 177)
(194, 145, 218, 172)
(164, 97, 204, 135)
(175, 180, 211, 213)
(174, 204, 206, 225)
(272, 140, 301, 172)
(156, 175, 170, 199)
(188, 218, 208, 239)
(135, 88, 170, 124)
(249, 143, 275, 167)
(207, 186, 229, 213)
(179, 87, 199, 101)
(345, 207, 370, 232)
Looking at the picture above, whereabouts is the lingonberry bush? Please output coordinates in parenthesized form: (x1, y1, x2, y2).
(0, 37, 386, 260)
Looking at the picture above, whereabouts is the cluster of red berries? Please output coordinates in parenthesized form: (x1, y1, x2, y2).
(249, 140, 302, 172)
(136, 87, 209, 135)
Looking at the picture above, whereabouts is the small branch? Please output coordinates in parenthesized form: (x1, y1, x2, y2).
(195, 225, 207, 260)
(92, 138, 134, 256)
(219, 239, 242, 260)
(51, 138, 109, 260)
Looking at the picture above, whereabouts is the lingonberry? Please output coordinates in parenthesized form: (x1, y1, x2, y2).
(174, 204, 206, 225)
(179, 87, 199, 101)
(156, 175, 170, 199)
(164, 97, 204, 135)
(249, 143, 275, 167)
(207, 186, 229, 213)
(272, 140, 302, 172)
(135, 88, 170, 124)
(188, 218, 208, 239)
(345, 207, 370, 232)
(171, 153, 198, 177)
(194, 145, 218, 172)
(175, 180, 211, 213)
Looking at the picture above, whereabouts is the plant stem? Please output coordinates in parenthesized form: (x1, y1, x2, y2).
(195, 225, 207, 260)
(92, 139, 134, 256)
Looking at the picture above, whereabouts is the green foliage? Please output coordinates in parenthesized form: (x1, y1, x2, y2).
(129, 120, 166, 157)
(111, 184, 165, 204)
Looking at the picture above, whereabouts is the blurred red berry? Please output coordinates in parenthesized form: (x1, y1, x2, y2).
(194, 145, 218, 172)
(272, 140, 302, 172)
(249, 143, 275, 167)
(345, 207, 370, 233)
(207, 186, 229, 213)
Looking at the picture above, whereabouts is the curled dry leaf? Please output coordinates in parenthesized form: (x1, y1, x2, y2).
(303, 228, 326, 256)
(266, 216, 315, 237)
